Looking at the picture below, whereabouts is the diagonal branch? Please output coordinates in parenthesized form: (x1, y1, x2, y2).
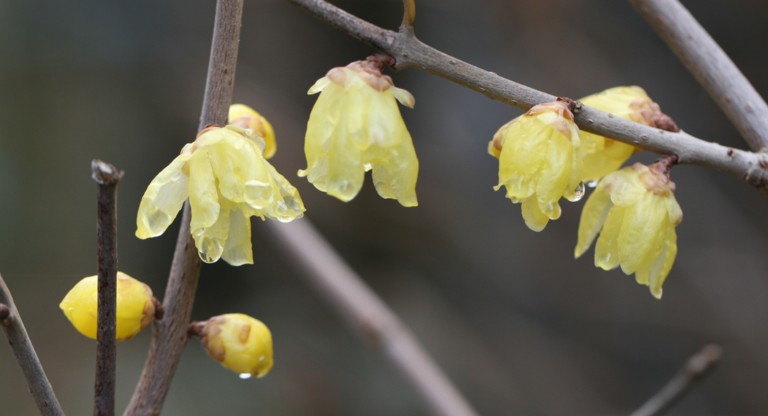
(288, 0, 768, 193)
(267, 219, 478, 416)
(124, 0, 243, 414)
(630, 344, 722, 416)
(0, 273, 64, 416)
(630, 0, 768, 152)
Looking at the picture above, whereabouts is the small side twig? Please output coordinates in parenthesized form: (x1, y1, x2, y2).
(401, 0, 416, 31)
(0, 273, 64, 416)
(124, 1, 243, 414)
(630, 344, 722, 416)
(91, 160, 124, 416)
(288, 0, 768, 193)
(267, 219, 478, 416)
(630, 0, 768, 152)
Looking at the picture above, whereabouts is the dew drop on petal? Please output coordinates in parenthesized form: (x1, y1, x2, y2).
(566, 182, 586, 202)
(587, 180, 599, 189)
(238, 373, 253, 380)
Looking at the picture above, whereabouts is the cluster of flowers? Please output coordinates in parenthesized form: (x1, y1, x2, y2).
(59, 56, 686, 379)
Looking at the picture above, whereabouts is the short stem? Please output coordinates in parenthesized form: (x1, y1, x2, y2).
(124, 0, 243, 414)
(0, 273, 64, 416)
(401, 0, 415, 31)
(91, 160, 124, 416)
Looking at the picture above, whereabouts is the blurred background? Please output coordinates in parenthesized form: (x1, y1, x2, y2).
(1, 0, 767, 414)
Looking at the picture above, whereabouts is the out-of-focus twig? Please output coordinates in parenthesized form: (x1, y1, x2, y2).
(267, 219, 478, 416)
(125, 0, 243, 414)
(401, 0, 416, 30)
(630, 0, 768, 152)
(91, 160, 124, 416)
(0, 273, 64, 416)
(287, 0, 768, 193)
(630, 344, 722, 416)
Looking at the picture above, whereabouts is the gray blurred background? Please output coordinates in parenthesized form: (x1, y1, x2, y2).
(1, 0, 767, 414)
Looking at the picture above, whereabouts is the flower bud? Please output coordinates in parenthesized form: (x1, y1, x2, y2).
(194, 313, 274, 378)
(59, 272, 156, 341)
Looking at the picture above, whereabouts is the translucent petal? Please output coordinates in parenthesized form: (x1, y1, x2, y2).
(368, 127, 419, 207)
(308, 76, 331, 95)
(391, 86, 415, 108)
(617, 194, 665, 275)
(193, 199, 231, 264)
(521, 197, 550, 232)
(263, 161, 306, 222)
(207, 133, 260, 204)
(535, 130, 571, 217)
(188, 151, 221, 236)
(648, 225, 677, 299)
(136, 155, 190, 239)
(575, 182, 612, 258)
(594, 207, 623, 270)
(221, 207, 254, 266)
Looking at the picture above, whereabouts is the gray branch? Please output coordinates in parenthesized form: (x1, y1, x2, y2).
(288, 0, 768, 193)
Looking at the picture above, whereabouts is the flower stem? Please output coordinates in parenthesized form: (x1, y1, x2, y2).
(92, 160, 124, 416)
(124, 1, 243, 414)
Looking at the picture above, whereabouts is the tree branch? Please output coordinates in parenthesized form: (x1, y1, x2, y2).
(124, 0, 243, 414)
(267, 219, 478, 416)
(92, 160, 124, 416)
(0, 273, 64, 416)
(630, 0, 768, 152)
(288, 0, 768, 193)
(630, 344, 722, 416)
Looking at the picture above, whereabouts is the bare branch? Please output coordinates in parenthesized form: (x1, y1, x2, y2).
(267, 219, 478, 416)
(630, 344, 722, 416)
(630, 0, 768, 152)
(91, 160, 124, 416)
(288, 0, 768, 193)
(0, 273, 64, 416)
(125, 1, 243, 414)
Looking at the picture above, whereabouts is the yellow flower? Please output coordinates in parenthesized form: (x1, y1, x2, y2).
(299, 58, 419, 207)
(490, 100, 584, 231)
(578, 86, 665, 181)
(59, 272, 156, 341)
(575, 162, 682, 299)
(228, 104, 276, 159)
(195, 313, 274, 378)
(136, 125, 305, 265)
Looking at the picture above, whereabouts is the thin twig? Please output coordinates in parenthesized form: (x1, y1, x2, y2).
(401, 0, 416, 31)
(92, 160, 124, 416)
(630, 344, 722, 416)
(288, 0, 768, 193)
(124, 1, 243, 414)
(630, 0, 768, 152)
(0, 273, 64, 416)
(267, 219, 478, 416)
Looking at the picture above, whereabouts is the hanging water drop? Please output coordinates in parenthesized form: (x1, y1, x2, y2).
(587, 180, 599, 189)
(570, 182, 586, 202)
(238, 373, 253, 380)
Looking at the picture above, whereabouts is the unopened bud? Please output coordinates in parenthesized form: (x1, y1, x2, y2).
(193, 313, 274, 378)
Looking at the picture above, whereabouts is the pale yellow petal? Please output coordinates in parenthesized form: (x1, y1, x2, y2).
(221, 207, 254, 266)
(391, 86, 415, 108)
(521, 197, 550, 232)
(263, 161, 306, 222)
(136, 154, 190, 239)
(594, 206, 623, 270)
(575, 182, 612, 258)
(193, 199, 231, 264)
(188, 151, 221, 238)
(617, 194, 665, 275)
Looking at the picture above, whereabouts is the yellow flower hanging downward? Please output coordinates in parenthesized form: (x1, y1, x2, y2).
(136, 122, 305, 266)
(575, 161, 682, 299)
(578, 86, 670, 182)
(490, 100, 584, 231)
(299, 56, 419, 207)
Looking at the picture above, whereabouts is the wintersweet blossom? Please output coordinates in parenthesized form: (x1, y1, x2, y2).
(59, 272, 155, 341)
(194, 313, 274, 378)
(490, 100, 584, 231)
(578, 86, 667, 181)
(575, 162, 682, 299)
(299, 58, 419, 207)
(136, 125, 304, 265)
(228, 104, 277, 159)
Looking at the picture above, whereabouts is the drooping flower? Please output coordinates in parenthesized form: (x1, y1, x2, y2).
(299, 57, 419, 207)
(192, 313, 274, 378)
(578, 86, 669, 182)
(490, 100, 584, 231)
(575, 161, 682, 299)
(59, 272, 156, 341)
(136, 124, 304, 265)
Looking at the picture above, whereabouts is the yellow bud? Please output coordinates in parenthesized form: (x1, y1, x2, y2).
(195, 313, 274, 378)
(59, 272, 156, 341)
(228, 104, 277, 159)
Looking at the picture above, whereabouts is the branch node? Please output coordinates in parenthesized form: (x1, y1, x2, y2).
(0, 303, 10, 323)
(91, 159, 124, 185)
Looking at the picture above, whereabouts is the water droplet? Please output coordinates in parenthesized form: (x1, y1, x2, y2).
(238, 373, 252, 380)
(568, 182, 586, 202)
(587, 180, 599, 188)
